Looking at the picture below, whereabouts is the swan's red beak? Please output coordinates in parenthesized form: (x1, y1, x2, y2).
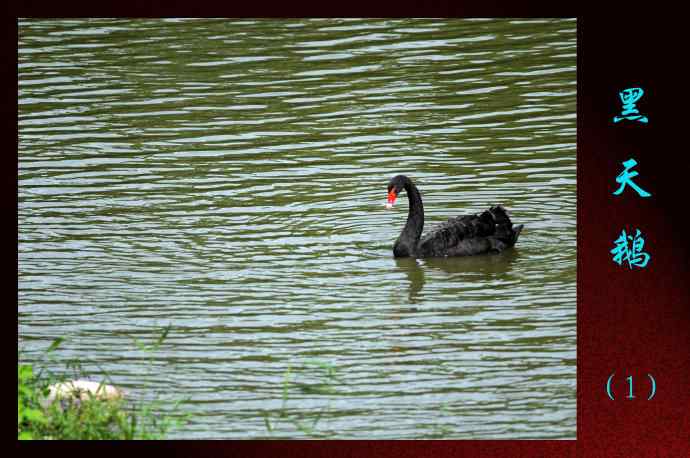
(385, 190, 397, 209)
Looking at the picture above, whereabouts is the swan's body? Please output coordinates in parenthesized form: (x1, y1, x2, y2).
(386, 175, 523, 258)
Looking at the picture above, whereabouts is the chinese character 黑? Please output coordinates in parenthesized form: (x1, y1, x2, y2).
(613, 87, 648, 124)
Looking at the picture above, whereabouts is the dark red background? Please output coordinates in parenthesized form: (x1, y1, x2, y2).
(11, 9, 690, 457)
(576, 16, 690, 457)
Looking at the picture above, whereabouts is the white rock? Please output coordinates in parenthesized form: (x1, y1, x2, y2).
(45, 380, 124, 405)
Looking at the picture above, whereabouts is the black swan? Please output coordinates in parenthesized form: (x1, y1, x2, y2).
(385, 175, 523, 258)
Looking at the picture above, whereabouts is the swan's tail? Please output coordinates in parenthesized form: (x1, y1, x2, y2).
(489, 205, 523, 247)
(512, 224, 524, 245)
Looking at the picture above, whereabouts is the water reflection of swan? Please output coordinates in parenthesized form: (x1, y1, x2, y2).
(395, 249, 519, 303)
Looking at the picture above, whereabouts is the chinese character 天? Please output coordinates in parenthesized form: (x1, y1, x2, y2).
(613, 158, 651, 197)
(610, 228, 651, 269)
(613, 87, 648, 124)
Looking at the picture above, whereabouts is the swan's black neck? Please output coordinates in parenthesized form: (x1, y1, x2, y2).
(394, 178, 424, 257)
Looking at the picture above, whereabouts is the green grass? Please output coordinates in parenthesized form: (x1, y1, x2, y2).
(262, 359, 342, 438)
(18, 327, 189, 440)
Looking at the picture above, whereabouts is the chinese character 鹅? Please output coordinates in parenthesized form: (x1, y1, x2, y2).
(611, 228, 651, 269)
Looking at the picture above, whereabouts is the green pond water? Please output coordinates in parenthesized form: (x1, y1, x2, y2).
(18, 18, 576, 439)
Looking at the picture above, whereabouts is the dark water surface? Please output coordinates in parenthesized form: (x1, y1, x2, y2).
(18, 18, 576, 438)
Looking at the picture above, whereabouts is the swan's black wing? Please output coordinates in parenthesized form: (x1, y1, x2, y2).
(416, 205, 522, 257)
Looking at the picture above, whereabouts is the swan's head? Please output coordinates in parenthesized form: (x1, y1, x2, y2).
(386, 175, 408, 209)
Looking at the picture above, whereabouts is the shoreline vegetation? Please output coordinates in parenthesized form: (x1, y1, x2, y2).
(20, 330, 456, 439)
(18, 327, 189, 440)
(19, 330, 347, 439)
